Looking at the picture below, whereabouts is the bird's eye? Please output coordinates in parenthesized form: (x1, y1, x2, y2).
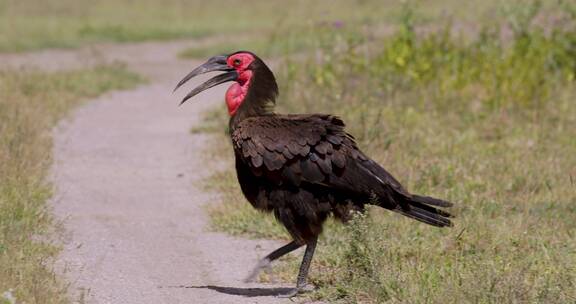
(233, 59, 241, 66)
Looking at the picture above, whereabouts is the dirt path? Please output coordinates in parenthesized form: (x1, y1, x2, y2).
(3, 41, 302, 303)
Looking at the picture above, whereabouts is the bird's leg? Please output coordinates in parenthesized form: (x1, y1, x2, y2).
(278, 236, 318, 298)
(244, 241, 302, 283)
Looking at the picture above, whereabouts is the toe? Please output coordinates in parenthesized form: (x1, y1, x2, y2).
(276, 288, 300, 298)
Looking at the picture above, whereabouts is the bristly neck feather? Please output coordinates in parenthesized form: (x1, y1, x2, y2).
(229, 62, 278, 130)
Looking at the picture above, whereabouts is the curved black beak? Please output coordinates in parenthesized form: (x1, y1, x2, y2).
(174, 55, 238, 105)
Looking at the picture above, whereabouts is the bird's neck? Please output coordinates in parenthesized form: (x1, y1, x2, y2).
(228, 67, 278, 130)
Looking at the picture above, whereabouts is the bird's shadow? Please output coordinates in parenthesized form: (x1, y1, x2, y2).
(159, 284, 294, 297)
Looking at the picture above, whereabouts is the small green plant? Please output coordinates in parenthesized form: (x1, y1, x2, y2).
(330, 211, 391, 302)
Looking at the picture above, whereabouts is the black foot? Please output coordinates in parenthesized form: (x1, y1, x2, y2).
(276, 287, 301, 298)
(276, 284, 313, 298)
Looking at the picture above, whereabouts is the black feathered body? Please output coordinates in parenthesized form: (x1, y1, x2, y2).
(230, 114, 452, 244)
(176, 52, 452, 293)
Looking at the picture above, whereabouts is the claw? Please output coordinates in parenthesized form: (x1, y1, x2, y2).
(276, 287, 301, 298)
(276, 285, 313, 298)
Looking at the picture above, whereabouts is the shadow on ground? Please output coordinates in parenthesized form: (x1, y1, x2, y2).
(158, 285, 295, 297)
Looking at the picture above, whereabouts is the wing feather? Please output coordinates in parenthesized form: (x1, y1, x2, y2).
(231, 115, 400, 201)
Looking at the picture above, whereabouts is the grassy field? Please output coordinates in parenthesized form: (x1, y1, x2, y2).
(202, 1, 576, 303)
(178, 0, 569, 59)
(0, 66, 142, 303)
(0, 0, 522, 54)
(0, 0, 574, 303)
(0, 0, 382, 52)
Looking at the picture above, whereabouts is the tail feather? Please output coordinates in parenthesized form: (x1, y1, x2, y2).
(397, 197, 453, 227)
(412, 194, 453, 207)
(355, 158, 453, 227)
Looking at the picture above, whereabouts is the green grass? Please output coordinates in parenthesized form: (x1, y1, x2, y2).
(178, 0, 573, 62)
(0, 65, 142, 304)
(0, 0, 379, 53)
(203, 2, 576, 303)
(178, 31, 338, 59)
(1, 0, 536, 54)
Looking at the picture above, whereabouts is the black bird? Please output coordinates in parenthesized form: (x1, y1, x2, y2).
(175, 51, 453, 297)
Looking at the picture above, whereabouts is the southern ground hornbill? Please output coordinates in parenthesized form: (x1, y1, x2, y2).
(174, 51, 453, 297)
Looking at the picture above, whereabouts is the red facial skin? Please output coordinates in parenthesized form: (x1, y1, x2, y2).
(225, 53, 255, 116)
